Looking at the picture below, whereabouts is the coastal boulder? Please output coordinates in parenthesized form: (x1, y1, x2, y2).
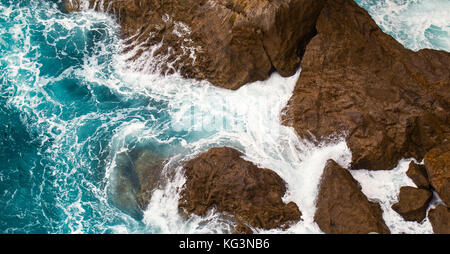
(406, 162, 431, 189)
(424, 143, 450, 206)
(282, 0, 450, 170)
(428, 205, 450, 234)
(391, 186, 432, 222)
(179, 147, 301, 231)
(108, 150, 164, 219)
(76, 0, 325, 89)
(314, 160, 390, 234)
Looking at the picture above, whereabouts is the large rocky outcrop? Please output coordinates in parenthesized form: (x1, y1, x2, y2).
(391, 186, 432, 222)
(68, 0, 325, 89)
(179, 147, 301, 231)
(428, 205, 450, 234)
(282, 0, 450, 170)
(424, 142, 450, 206)
(314, 160, 390, 234)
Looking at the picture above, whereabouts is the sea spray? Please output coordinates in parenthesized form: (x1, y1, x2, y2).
(350, 159, 434, 234)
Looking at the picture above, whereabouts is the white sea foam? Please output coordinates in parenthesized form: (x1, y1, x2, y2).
(351, 159, 434, 234)
(93, 40, 354, 233)
(356, 0, 450, 51)
(124, 68, 353, 233)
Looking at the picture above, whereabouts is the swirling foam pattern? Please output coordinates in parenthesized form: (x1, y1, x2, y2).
(355, 0, 450, 51)
(0, 0, 447, 233)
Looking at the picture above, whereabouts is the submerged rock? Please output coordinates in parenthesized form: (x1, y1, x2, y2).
(179, 147, 301, 231)
(314, 160, 390, 234)
(428, 205, 450, 234)
(75, 0, 325, 89)
(282, 0, 450, 170)
(424, 143, 450, 206)
(406, 162, 431, 189)
(134, 150, 164, 210)
(108, 150, 164, 220)
(391, 186, 432, 222)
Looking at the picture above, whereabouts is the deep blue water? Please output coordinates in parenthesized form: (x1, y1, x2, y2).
(0, 0, 449, 233)
(0, 0, 188, 233)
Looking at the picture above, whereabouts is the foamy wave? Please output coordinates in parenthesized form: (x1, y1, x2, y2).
(356, 0, 450, 51)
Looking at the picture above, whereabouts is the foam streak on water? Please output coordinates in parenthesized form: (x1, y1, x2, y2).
(0, 0, 448, 234)
(351, 160, 434, 234)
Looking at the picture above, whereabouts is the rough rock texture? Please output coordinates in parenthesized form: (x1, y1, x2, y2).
(179, 147, 301, 231)
(406, 162, 431, 189)
(314, 160, 390, 234)
(391, 186, 432, 222)
(424, 142, 450, 206)
(72, 0, 325, 89)
(234, 223, 254, 234)
(282, 0, 450, 170)
(428, 205, 450, 234)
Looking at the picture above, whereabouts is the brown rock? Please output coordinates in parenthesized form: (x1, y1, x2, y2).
(391, 186, 432, 222)
(406, 161, 430, 189)
(314, 160, 390, 234)
(428, 205, 450, 234)
(234, 223, 254, 234)
(179, 147, 301, 231)
(424, 143, 450, 206)
(63, 0, 81, 12)
(76, 0, 325, 89)
(282, 0, 450, 170)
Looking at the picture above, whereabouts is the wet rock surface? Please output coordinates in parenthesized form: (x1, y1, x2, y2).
(69, 0, 325, 89)
(314, 160, 390, 234)
(391, 186, 432, 222)
(424, 142, 450, 206)
(63, 0, 81, 12)
(282, 0, 450, 170)
(428, 205, 450, 234)
(234, 223, 254, 234)
(406, 161, 431, 189)
(179, 147, 301, 231)
(134, 150, 164, 210)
